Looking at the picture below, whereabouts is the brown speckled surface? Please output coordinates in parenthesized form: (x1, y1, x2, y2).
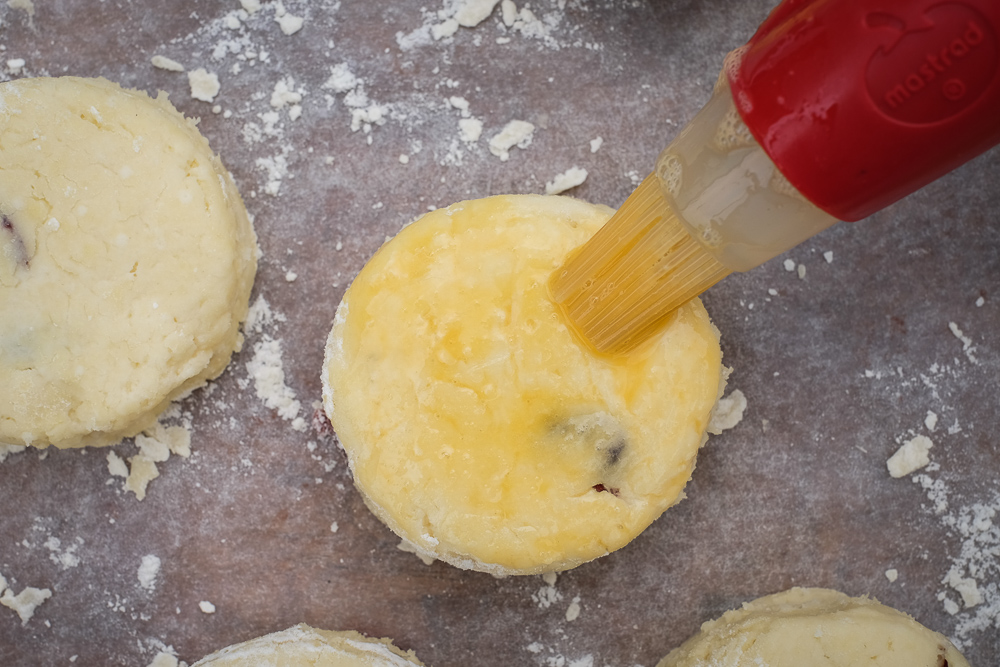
(1, 1, 998, 666)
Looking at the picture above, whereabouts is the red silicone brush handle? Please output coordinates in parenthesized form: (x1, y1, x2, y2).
(727, 0, 1000, 221)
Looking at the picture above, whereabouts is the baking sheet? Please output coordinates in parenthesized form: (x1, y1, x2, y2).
(1, 1, 998, 665)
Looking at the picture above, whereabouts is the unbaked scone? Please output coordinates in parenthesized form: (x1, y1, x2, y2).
(193, 624, 426, 666)
(0, 76, 257, 449)
(322, 195, 724, 575)
(659, 587, 970, 667)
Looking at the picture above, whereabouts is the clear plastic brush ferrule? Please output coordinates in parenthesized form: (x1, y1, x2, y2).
(656, 74, 838, 274)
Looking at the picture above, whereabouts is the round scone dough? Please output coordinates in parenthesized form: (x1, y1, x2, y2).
(0, 76, 257, 449)
(194, 624, 426, 667)
(658, 587, 970, 667)
(322, 195, 724, 575)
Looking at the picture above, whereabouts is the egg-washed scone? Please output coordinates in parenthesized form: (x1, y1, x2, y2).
(0, 76, 257, 449)
(193, 624, 427, 666)
(322, 195, 724, 575)
(659, 587, 970, 667)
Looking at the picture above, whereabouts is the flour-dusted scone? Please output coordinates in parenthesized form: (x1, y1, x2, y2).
(659, 587, 970, 667)
(322, 195, 724, 575)
(0, 77, 257, 449)
(193, 624, 426, 666)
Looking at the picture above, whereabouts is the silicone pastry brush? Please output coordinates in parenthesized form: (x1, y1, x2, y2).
(551, 0, 1000, 355)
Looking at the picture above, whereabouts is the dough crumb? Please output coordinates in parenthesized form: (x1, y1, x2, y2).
(455, 0, 501, 27)
(886, 435, 933, 478)
(147, 652, 179, 667)
(797, 263, 806, 279)
(459, 118, 484, 143)
(397, 539, 436, 566)
(501, 0, 517, 26)
(6, 58, 25, 74)
(545, 167, 588, 195)
(107, 451, 128, 477)
(708, 389, 747, 434)
(823, 250, 834, 263)
(274, 2, 304, 35)
(488, 120, 535, 161)
(542, 572, 558, 586)
(199, 600, 216, 614)
(269, 78, 303, 110)
(240, 0, 260, 12)
(783, 258, 796, 272)
(138, 555, 161, 591)
(944, 569, 983, 609)
(0, 582, 51, 626)
(565, 596, 581, 621)
(151, 55, 184, 72)
(120, 416, 192, 500)
(925, 410, 938, 432)
(885, 568, 898, 582)
(589, 136, 603, 153)
(188, 68, 221, 102)
(7, 0, 33, 17)
(432, 18, 459, 40)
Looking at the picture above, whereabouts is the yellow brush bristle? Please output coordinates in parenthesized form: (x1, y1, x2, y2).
(550, 173, 730, 355)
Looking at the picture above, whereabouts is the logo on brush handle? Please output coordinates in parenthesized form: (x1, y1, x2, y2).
(865, 3, 997, 124)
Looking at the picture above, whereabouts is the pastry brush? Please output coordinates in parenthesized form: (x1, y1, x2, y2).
(552, 0, 1000, 355)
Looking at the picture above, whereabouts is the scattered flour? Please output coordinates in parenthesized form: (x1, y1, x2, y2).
(489, 120, 535, 160)
(886, 435, 933, 478)
(246, 336, 303, 425)
(532, 580, 562, 609)
(44, 536, 82, 570)
(707, 389, 747, 435)
(544, 167, 588, 195)
(138, 555, 162, 591)
(240, 295, 305, 430)
(948, 322, 979, 365)
(0, 443, 26, 463)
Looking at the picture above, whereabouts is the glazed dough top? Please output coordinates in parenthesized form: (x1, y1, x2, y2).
(323, 195, 723, 574)
(659, 587, 970, 667)
(0, 77, 257, 448)
(193, 625, 426, 667)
